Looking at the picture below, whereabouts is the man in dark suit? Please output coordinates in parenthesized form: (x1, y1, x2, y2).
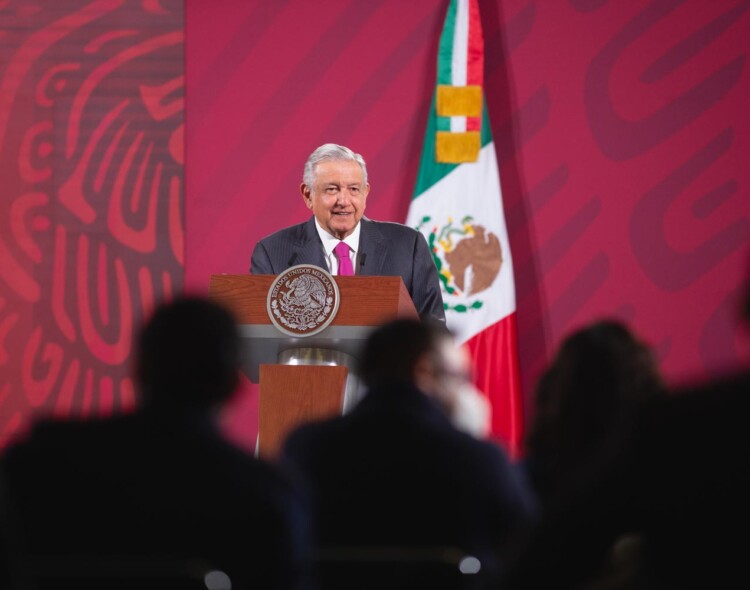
(0, 297, 311, 590)
(281, 319, 537, 589)
(250, 143, 445, 322)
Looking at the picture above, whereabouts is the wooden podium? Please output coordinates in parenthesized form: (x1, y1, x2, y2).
(208, 274, 418, 459)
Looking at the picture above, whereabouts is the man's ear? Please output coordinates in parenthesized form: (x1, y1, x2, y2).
(300, 183, 313, 209)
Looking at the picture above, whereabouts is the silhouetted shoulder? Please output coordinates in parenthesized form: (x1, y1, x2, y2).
(670, 369, 750, 407)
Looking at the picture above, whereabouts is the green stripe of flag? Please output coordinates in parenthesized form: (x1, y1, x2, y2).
(437, 0, 457, 85)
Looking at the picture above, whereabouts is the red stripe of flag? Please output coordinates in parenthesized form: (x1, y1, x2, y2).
(463, 312, 525, 458)
(466, 0, 483, 131)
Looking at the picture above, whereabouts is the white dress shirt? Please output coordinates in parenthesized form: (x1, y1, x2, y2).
(314, 220, 361, 275)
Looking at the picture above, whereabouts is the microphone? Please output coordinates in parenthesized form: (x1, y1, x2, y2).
(287, 253, 298, 267)
(359, 253, 367, 267)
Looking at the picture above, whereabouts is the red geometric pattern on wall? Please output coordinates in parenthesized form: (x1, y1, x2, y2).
(0, 0, 184, 446)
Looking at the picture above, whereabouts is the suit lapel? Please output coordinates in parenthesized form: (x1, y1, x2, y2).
(358, 218, 387, 276)
(291, 217, 388, 274)
(292, 217, 328, 269)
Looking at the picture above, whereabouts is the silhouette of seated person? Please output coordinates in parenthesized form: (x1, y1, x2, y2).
(281, 319, 537, 588)
(0, 297, 310, 590)
(523, 319, 665, 504)
(502, 277, 750, 589)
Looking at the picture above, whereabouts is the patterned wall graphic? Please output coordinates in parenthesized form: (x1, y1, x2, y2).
(2, 1, 747, 450)
(0, 0, 184, 446)
(186, 0, 750, 446)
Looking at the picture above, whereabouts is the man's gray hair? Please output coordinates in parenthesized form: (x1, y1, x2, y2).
(303, 143, 368, 188)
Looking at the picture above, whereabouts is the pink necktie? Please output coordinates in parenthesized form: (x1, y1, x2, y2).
(334, 241, 354, 276)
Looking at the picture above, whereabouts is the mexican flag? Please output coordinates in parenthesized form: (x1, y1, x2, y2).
(407, 0, 523, 456)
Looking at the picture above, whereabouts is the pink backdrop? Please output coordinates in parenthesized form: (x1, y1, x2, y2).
(2, 0, 749, 451)
(186, 0, 750, 449)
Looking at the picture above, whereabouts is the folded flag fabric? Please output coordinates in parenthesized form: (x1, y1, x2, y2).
(407, 0, 524, 456)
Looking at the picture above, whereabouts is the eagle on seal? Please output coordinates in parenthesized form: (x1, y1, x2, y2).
(282, 275, 327, 309)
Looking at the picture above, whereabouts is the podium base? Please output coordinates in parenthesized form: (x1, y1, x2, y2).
(278, 347, 365, 412)
(258, 364, 348, 460)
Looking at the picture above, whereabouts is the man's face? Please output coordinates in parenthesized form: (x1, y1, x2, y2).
(433, 338, 473, 404)
(431, 338, 490, 438)
(301, 159, 369, 240)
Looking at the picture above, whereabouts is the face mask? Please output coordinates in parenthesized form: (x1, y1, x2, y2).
(450, 382, 491, 439)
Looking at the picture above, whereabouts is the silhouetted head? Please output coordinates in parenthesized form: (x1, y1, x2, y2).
(135, 297, 240, 411)
(358, 319, 489, 430)
(527, 319, 664, 484)
(359, 319, 451, 389)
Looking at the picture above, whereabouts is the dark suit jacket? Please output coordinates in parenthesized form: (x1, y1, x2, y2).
(281, 383, 538, 587)
(0, 408, 311, 590)
(250, 217, 445, 322)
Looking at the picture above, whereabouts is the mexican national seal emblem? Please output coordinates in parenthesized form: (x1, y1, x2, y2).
(416, 215, 503, 313)
(267, 264, 340, 337)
